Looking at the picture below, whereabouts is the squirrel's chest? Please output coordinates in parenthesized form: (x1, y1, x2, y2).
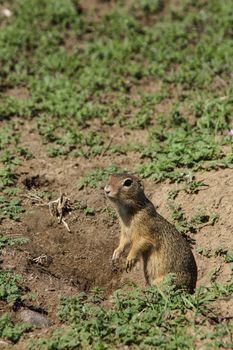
(119, 218, 133, 237)
(119, 216, 142, 239)
(118, 206, 151, 239)
(124, 225, 133, 239)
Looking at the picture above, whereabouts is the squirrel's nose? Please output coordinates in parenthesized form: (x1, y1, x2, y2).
(104, 185, 111, 195)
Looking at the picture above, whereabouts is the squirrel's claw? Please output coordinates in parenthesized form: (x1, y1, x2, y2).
(112, 248, 122, 263)
(126, 257, 136, 272)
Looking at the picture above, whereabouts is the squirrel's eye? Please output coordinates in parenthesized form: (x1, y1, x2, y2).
(123, 178, 133, 187)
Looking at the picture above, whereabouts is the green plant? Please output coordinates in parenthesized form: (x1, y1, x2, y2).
(184, 180, 208, 194)
(78, 165, 119, 189)
(225, 251, 233, 263)
(196, 246, 211, 258)
(168, 203, 218, 235)
(137, 0, 164, 14)
(0, 125, 28, 222)
(214, 245, 228, 257)
(190, 211, 219, 228)
(28, 282, 233, 350)
(167, 179, 208, 199)
(0, 271, 22, 304)
(0, 314, 32, 343)
(0, 235, 29, 248)
(0, 196, 25, 222)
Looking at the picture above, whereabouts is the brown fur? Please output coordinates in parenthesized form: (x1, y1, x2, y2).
(104, 173, 197, 293)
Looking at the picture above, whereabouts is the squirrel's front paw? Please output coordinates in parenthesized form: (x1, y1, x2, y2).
(112, 248, 123, 262)
(126, 257, 137, 272)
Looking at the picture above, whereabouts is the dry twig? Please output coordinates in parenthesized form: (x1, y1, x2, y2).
(24, 192, 72, 232)
(101, 135, 114, 156)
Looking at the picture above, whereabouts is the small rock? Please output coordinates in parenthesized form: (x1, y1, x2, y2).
(19, 309, 52, 328)
(2, 8, 12, 17)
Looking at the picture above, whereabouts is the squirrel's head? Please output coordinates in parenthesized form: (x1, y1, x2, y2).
(104, 173, 145, 208)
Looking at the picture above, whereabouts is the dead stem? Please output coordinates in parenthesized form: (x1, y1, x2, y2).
(23, 192, 72, 232)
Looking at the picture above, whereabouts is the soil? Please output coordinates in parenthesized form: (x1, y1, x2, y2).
(0, 113, 232, 349)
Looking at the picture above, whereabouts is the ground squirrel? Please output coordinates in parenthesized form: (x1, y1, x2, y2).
(104, 173, 197, 293)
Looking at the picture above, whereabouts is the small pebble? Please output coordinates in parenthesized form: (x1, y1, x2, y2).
(20, 309, 52, 328)
(2, 8, 12, 17)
